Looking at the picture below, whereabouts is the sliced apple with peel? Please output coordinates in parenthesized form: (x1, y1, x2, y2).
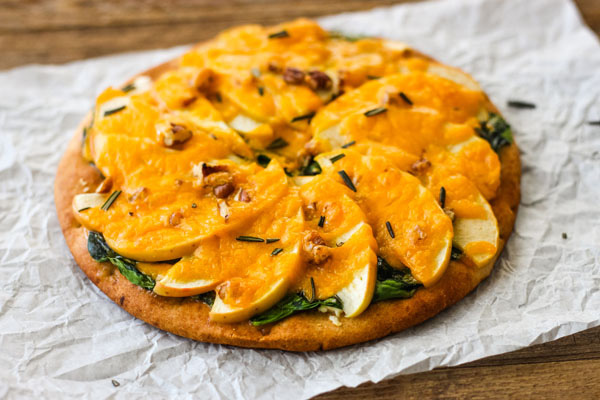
(437, 174, 499, 267)
(76, 160, 289, 262)
(316, 150, 453, 287)
(210, 244, 302, 323)
(153, 192, 305, 323)
(295, 176, 377, 317)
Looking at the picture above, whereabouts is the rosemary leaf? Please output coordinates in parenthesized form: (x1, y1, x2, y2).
(329, 153, 345, 163)
(103, 106, 126, 117)
(267, 137, 289, 150)
(385, 221, 395, 239)
(101, 190, 121, 211)
(268, 30, 290, 39)
(291, 112, 316, 123)
(364, 107, 387, 117)
(337, 170, 356, 192)
(236, 235, 265, 243)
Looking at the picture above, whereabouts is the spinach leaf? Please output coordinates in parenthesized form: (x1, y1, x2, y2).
(87, 232, 155, 290)
(250, 293, 342, 326)
(192, 291, 216, 307)
(372, 256, 422, 303)
(301, 159, 322, 176)
(475, 113, 513, 153)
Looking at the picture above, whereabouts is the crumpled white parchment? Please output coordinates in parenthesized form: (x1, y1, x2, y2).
(1, 0, 599, 398)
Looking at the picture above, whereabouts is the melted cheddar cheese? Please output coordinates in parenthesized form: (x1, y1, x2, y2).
(75, 19, 504, 323)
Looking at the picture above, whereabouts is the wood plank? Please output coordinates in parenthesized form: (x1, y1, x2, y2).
(316, 358, 600, 399)
(0, 0, 596, 70)
(317, 325, 600, 398)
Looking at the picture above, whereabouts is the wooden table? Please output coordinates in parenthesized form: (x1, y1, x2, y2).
(3, 1, 598, 398)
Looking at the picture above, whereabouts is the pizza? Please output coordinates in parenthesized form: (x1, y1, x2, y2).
(54, 19, 520, 351)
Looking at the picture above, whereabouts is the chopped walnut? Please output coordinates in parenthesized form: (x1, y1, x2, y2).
(95, 176, 113, 194)
(410, 157, 431, 175)
(192, 163, 229, 187)
(169, 211, 183, 226)
(267, 60, 282, 73)
(157, 121, 193, 147)
(306, 71, 332, 91)
(302, 231, 332, 264)
(128, 187, 147, 202)
(283, 67, 305, 85)
(193, 68, 216, 92)
(214, 182, 235, 198)
(235, 188, 251, 203)
(217, 199, 230, 221)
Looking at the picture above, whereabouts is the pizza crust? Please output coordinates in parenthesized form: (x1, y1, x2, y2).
(54, 56, 520, 352)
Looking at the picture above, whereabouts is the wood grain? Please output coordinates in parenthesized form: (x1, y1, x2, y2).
(2, 0, 599, 398)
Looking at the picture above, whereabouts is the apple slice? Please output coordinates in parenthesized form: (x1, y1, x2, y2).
(437, 175, 499, 267)
(153, 192, 305, 323)
(296, 176, 378, 318)
(316, 150, 453, 287)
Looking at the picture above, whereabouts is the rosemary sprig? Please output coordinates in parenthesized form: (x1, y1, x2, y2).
(366, 75, 381, 80)
(121, 83, 135, 93)
(329, 153, 345, 163)
(318, 215, 325, 228)
(101, 190, 121, 211)
(338, 170, 357, 192)
(399, 92, 413, 105)
(341, 140, 356, 148)
(78, 207, 91, 212)
(385, 221, 395, 238)
(271, 248, 283, 256)
(291, 112, 316, 123)
(439, 186, 446, 209)
(267, 137, 289, 150)
(507, 100, 536, 109)
(268, 30, 290, 39)
(266, 238, 280, 244)
(258, 86, 264, 96)
(236, 236, 265, 243)
(588, 121, 600, 126)
(364, 107, 387, 117)
(103, 106, 126, 117)
(309, 277, 316, 302)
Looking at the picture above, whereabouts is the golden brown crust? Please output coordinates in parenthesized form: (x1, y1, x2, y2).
(54, 55, 521, 352)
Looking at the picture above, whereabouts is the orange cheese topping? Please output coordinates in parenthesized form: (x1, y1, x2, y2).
(75, 19, 503, 319)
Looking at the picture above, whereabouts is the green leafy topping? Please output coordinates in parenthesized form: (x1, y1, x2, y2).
(372, 257, 421, 302)
(337, 170, 356, 192)
(257, 154, 271, 167)
(266, 238, 280, 244)
(250, 293, 342, 326)
(101, 190, 121, 211)
(385, 221, 395, 239)
(258, 86, 264, 96)
(399, 92, 413, 105)
(328, 31, 369, 42)
(192, 291, 216, 307)
(121, 83, 135, 93)
(87, 232, 155, 290)
(475, 113, 513, 153)
(329, 153, 345, 163)
(507, 100, 535, 109)
(236, 236, 265, 243)
(451, 246, 463, 261)
(267, 137, 289, 150)
(291, 112, 316, 123)
(367, 75, 381, 80)
(318, 215, 325, 228)
(364, 107, 387, 117)
(268, 30, 290, 39)
(341, 140, 356, 148)
(302, 159, 322, 176)
(439, 186, 446, 209)
(103, 105, 126, 117)
(271, 248, 283, 256)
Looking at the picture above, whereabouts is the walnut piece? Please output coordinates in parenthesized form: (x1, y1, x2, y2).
(283, 67, 305, 85)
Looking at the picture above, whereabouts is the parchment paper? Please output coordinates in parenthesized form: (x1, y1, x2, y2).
(1, 0, 599, 398)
